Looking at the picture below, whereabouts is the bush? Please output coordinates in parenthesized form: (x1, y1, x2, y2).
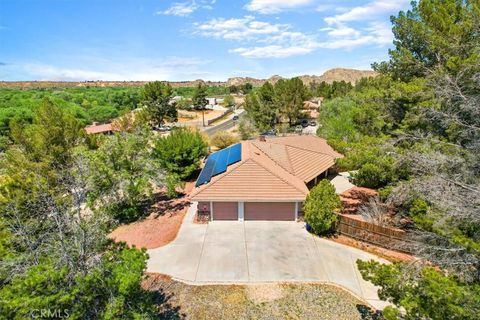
(154, 128, 208, 179)
(303, 180, 342, 235)
(353, 161, 394, 188)
(210, 131, 239, 149)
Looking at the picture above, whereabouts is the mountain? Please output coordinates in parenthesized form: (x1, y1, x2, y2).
(0, 68, 377, 89)
(226, 68, 377, 87)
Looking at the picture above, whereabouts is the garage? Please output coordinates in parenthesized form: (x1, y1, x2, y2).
(212, 202, 238, 220)
(244, 202, 296, 221)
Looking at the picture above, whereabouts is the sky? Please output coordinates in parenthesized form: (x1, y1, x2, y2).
(0, 0, 411, 81)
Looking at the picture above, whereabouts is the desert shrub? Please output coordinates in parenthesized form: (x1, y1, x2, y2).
(154, 128, 208, 179)
(210, 131, 239, 149)
(303, 180, 342, 234)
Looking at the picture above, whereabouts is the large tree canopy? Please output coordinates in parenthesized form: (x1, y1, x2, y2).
(315, 1, 480, 318)
(143, 81, 177, 126)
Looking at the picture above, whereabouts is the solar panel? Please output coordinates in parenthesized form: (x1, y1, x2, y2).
(211, 148, 229, 176)
(195, 144, 243, 187)
(195, 156, 217, 187)
(227, 143, 241, 165)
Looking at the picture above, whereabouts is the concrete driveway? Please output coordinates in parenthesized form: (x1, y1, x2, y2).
(148, 203, 389, 309)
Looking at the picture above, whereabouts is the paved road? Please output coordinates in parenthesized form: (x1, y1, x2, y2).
(147, 203, 390, 310)
(202, 110, 245, 137)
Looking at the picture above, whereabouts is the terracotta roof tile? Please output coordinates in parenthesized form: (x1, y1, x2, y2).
(191, 135, 343, 201)
(84, 123, 113, 135)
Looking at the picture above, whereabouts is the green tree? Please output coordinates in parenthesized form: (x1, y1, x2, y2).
(0, 244, 159, 319)
(303, 180, 342, 234)
(274, 78, 309, 126)
(87, 105, 119, 123)
(357, 260, 480, 320)
(192, 83, 209, 126)
(244, 82, 277, 131)
(0, 105, 164, 318)
(238, 116, 257, 140)
(9, 97, 83, 168)
(240, 83, 253, 94)
(82, 129, 164, 222)
(222, 95, 235, 108)
(154, 128, 208, 179)
(375, 0, 479, 82)
(143, 81, 177, 126)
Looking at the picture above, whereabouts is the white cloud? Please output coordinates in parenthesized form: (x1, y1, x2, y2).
(158, 1, 198, 17)
(231, 45, 313, 58)
(193, 0, 404, 58)
(316, 0, 405, 50)
(196, 16, 318, 58)
(195, 16, 289, 41)
(325, 0, 408, 24)
(245, 0, 314, 14)
(321, 23, 360, 38)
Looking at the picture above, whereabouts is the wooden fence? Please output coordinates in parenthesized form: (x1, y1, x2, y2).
(335, 214, 413, 253)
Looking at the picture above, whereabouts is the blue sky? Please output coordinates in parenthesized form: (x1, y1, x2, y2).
(0, 0, 411, 81)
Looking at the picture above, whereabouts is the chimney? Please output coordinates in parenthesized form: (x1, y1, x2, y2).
(258, 135, 266, 142)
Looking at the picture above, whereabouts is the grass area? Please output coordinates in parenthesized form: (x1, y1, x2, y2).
(144, 275, 381, 319)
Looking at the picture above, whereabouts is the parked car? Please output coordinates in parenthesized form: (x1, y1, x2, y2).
(261, 129, 276, 136)
(301, 119, 309, 128)
(309, 120, 317, 126)
(295, 125, 303, 133)
(232, 115, 239, 121)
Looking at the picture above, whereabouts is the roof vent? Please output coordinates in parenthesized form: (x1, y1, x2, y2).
(258, 135, 266, 142)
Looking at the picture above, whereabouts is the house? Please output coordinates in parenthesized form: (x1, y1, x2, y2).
(302, 97, 323, 119)
(84, 122, 114, 135)
(190, 135, 343, 221)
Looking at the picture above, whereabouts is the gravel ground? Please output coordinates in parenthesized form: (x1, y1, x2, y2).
(144, 275, 382, 320)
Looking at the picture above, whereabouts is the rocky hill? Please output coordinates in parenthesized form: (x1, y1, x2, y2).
(226, 68, 377, 87)
(0, 68, 377, 89)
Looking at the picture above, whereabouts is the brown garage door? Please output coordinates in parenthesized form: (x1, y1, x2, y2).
(212, 202, 238, 220)
(244, 202, 295, 221)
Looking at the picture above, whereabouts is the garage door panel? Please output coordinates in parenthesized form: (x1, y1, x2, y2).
(213, 202, 238, 220)
(245, 202, 295, 221)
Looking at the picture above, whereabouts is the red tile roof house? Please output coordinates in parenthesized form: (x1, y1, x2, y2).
(191, 135, 343, 221)
(84, 122, 115, 135)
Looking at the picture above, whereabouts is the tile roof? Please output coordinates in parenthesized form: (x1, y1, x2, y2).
(191, 135, 343, 202)
(84, 123, 114, 135)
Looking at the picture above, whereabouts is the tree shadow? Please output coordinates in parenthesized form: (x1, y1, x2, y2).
(356, 304, 383, 320)
(149, 192, 190, 219)
(152, 289, 186, 320)
(143, 274, 186, 319)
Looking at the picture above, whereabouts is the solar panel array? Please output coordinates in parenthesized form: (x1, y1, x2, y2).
(195, 143, 242, 187)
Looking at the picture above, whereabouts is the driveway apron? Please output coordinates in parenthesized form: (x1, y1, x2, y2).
(147, 202, 390, 310)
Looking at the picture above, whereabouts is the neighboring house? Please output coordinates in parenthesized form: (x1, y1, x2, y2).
(191, 135, 343, 221)
(84, 122, 114, 135)
(302, 97, 323, 119)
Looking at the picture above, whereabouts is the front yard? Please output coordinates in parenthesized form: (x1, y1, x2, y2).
(144, 275, 381, 320)
(109, 181, 194, 249)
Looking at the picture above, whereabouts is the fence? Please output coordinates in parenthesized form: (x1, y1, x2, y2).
(335, 214, 412, 253)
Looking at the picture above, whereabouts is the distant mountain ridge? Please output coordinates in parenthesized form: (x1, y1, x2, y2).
(226, 68, 377, 87)
(0, 68, 377, 89)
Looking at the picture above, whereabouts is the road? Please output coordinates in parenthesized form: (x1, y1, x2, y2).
(202, 110, 245, 137)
